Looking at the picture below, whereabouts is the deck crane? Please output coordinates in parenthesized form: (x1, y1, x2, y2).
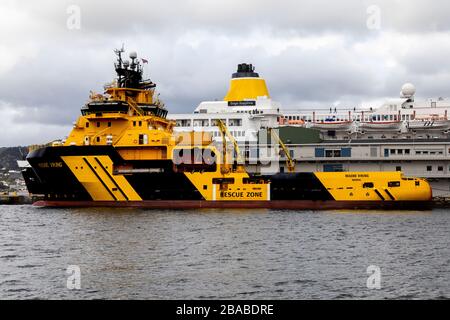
(216, 120, 246, 174)
(267, 128, 296, 173)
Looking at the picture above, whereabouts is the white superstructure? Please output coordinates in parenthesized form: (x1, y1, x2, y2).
(168, 64, 450, 198)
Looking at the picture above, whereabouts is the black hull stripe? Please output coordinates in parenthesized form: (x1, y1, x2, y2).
(83, 157, 117, 201)
(384, 189, 396, 201)
(374, 189, 385, 201)
(94, 157, 129, 201)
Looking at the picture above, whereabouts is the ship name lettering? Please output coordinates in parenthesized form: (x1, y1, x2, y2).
(50, 162, 63, 168)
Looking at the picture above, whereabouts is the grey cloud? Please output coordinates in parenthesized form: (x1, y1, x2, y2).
(2, 0, 450, 146)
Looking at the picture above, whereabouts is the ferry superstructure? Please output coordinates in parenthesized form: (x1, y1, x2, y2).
(168, 65, 450, 198)
(19, 50, 431, 208)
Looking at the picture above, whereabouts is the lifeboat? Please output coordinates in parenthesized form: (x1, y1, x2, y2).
(359, 121, 402, 131)
(407, 116, 450, 130)
(308, 120, 353, 130)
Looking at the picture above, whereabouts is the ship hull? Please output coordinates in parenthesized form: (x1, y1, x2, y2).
(23, 146, 432, 209)
(32, 200, 432, 210)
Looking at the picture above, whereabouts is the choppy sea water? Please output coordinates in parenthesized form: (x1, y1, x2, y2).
(0, 205, 449, 299)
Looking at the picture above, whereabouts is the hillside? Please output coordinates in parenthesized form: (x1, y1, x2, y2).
(0, 147, 29, 171)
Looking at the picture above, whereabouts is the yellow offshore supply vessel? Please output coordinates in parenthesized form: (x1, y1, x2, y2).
(22, 49, 432, 209)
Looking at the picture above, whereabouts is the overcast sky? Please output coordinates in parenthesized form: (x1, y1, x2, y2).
(1, 0, 450, 146)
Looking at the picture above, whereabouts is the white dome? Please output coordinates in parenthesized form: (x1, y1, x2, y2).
(401, 83, 416, 98)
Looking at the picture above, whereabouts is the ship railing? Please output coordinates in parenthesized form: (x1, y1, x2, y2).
(28, 141, 57, 153)
(127, 97, 145, 116)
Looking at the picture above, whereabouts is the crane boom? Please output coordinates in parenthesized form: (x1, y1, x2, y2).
(216, 120, 245, 173)
(268, 128, 296, 173)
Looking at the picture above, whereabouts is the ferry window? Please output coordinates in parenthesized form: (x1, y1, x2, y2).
(133, 121, 136, 127)
(388, 181, 401, 188)
(396, 166, 401, 171)
(97, 122, 100, 127)
(194, 119, 205, 127)
(96, 137, 100, 143)
(405, 149, 410, 155)
(415, 181, 420, 186)
(397, 149, 403, 155)
(139, 134, 144, 144)
(86, 122, 89, 128)
(139, 121, 142, 127)
(363, 182, 374, 189)
(416, 151, 421, 155)
(384, 149, 389, 157)
(108, 122, 111, 127)
(390, 149, 396, 155)
(438, 166, 444, 172)
(427, 166, 432, 171)
(229, 119, 242, 127)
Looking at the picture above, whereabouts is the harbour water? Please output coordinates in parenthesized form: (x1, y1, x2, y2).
(0, 205, 449, 299)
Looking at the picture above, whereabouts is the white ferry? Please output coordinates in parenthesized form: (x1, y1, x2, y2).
(168, 64, 450, 198)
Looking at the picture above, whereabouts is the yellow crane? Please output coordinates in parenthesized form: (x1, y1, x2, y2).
(216, 120, 245, 174)
(267, 128, 296, 173)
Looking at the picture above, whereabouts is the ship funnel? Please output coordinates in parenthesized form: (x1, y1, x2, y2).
(224, 63, 270, 102)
